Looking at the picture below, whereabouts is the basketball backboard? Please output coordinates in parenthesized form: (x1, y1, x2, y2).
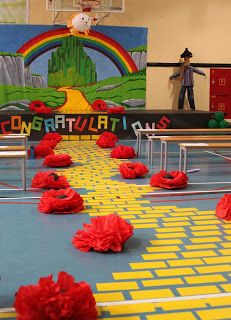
(46, 0, 125, 13)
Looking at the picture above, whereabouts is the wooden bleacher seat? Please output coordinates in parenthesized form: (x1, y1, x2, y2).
(179, 142, 231, 172)
(158, 135, 231, 170)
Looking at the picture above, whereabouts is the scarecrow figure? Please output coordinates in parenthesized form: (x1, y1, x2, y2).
(170, 48, 206, 110)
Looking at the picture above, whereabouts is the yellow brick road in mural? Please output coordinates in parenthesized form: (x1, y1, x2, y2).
(1, 140, 231, 320)
(57, 87, 92, 113)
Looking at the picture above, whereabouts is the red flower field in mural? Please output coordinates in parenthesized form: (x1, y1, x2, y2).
(14, 271, 97, 320)
(72, 213, 133, 252)
(29, 100, 52, 114)
(38, 188, 84, 214)
(119, 162, 149, 178)
(111, 145, 136, 159)
(107, 106, 125, 114)
(216, 194, 231, 220)
(150, 170, 188, 189)
(91, 99, 108, 111)
(31, 171, 70, 189)
(43, 154, 73, 167)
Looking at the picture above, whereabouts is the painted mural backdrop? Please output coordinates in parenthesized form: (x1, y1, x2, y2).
(0, 24, 147, 114)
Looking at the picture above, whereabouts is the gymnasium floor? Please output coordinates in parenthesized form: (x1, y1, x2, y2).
(1, 138, 231, 320)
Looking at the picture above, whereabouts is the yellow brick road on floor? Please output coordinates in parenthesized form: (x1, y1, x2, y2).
(57, 141, 231, 319)
(2, 141, 228, 320)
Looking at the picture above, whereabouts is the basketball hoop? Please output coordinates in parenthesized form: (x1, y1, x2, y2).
(78, 0, 101, 12)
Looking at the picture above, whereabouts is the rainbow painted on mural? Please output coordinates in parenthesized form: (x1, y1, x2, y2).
(16, 27, 138, 75)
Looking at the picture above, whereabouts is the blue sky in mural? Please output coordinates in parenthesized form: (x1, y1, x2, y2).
(0, 24, 147, 82)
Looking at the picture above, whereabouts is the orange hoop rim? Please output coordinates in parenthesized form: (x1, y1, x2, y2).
(78, 0, 101, 11)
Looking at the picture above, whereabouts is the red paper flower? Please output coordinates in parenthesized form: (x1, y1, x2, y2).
(150, 170, 188, 189)
(43, 154, 73, 167)
(39, 139, 58, 149)
(14, 271, 97, 320)
(38, 188, 84, 214)
(100, 131, 118, 142)
(28, 144, 54, 159)
(110, 145, 136, 159)
(31, 171, 70, 189)
(216, 194, 231, 220)
(72, 213, 133, 252)
(96, 136, 116, 148)
(119, 162, 149, 179)
(91, 99, 107, 111)
(107, 106, 125, 114)
(43, 132, 62, 142)
(29, 100, 52, 114)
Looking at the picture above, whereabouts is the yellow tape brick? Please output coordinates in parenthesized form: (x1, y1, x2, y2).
(94, 292, 124, 302)
(185, 244, 217, 250)
(160, 299, 206, 310)
(150, 239, 183, 245)
(204, 256, 231, 264)
(196, 264, 231, 274)
(220, 284, 231, 292)
(102, 303, 155, 315)
(195, 210, 215, 215)
(130, 261, 167, 270)
(177, 285, 221, 296)
(155, 227, 184, 233)
(190, 225, 219, 230)
(156, 267, 195, 277)
(147, 312, 197, 320)
(96, 282, 138, 291)
(221, 243, 231, 248)
(162, 222, 191, 227)
(133, 224, 158, 229)
(146, 246, 181, 253)
(185, 274, 226, 284)
(142, 253, 177, 260)
(193, 220, 222, 225)
(219, 249, 231, 255)
(163, 217, 190, 221)
(192, 231, 222, 236)
(130, 289, 174, 299)
(181, 250, 217, 258)
(168, 258, 204, 267)
(190, 237, 222, 243)
(156, 233, 187, 239)
(197, 307, 231, 320)
(101, 317, 140, 320)
(112, 271, 153, 280)
(142, 278, 183, 287)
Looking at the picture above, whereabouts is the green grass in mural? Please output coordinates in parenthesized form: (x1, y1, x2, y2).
(74, 73, 146, 107)
(129, 45, 147, 52)
(0, 52, 23, 57)
(0, 85, 65, 109)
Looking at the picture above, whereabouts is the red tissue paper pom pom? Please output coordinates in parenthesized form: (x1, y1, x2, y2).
(96, 136, 116, 148)
(107, 106, 125, 114)
(119, 162, 149, 179)
(29, 100, 52, 114)
(216, 194, 231, 220)
(28, 144, 54, 159)
(42, 132, 62, 142)
(31, 171, 70, 189)
(39, 139, 58, 149)
(150, 170, 188, 189)
(43, 154, 73, 167)
(100, 131, 118, 142)
(14, 271, 97, 320)
(38, 188, 84, 214)
(91, 99, 108, 111)
(110, 145, 136, 159)
(72, 213, 133, 252)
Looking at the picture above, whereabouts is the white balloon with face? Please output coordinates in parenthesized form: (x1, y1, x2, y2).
(72, 13, 91, 32)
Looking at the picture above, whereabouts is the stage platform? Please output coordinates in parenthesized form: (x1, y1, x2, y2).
(0, 110, 213, 140)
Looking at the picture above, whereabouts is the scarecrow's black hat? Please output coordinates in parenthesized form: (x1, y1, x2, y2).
(180, 48, 192, 58)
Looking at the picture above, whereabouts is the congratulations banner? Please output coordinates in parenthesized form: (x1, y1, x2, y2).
(0, 0, 28, 24)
